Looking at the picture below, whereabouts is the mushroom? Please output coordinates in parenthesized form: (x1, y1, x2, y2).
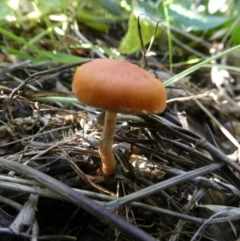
(72, 59, 167, 175)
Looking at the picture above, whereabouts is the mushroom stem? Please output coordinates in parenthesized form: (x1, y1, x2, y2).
(99, 111, 117, 175)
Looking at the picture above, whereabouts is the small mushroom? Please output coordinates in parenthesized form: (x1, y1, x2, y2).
(72, 59, 167, 175)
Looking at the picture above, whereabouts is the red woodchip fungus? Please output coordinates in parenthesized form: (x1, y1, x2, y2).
(72, 59, 167, 175)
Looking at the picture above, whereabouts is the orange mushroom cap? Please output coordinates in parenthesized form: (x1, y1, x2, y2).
(72, 59, 167, 114)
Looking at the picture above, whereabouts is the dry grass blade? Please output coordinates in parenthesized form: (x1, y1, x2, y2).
(0, 157, 157, 241)
(105, 163, 224, 211)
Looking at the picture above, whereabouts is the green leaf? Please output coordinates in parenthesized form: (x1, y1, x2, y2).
(0, 1, 15, 22)
(0, 45, 86, 64)
(77, 10, 110, 32)
(229, 22, 240, 45)
(98, 0, 121, 15)
(36, 0, 73, 14)
(38, 51, 87, 63)
(0, 0, 73, 24)
(169, 3, 232, 31)
(119, 12, 162, 55)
